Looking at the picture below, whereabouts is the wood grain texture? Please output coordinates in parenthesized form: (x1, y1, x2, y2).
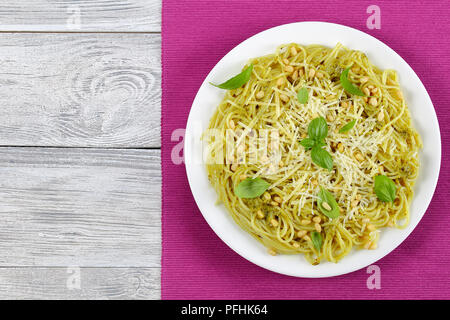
(0, 33, 161, 148)
(0, 148, 161, 267)
(0, 0, 163, 298)
(0, 0, 161, 32)
(0, 267, 160, 299)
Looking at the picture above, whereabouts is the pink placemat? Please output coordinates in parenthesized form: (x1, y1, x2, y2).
(161, 0, 450, 299)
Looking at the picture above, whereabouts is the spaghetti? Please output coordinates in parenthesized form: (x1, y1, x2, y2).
(204, 43, 421, 264)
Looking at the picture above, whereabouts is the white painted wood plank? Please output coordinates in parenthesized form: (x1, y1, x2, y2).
(0, 147, 161, 267)
(0, 33, 161, 148)
(0, 267, 160, 299)
(0, 0, 161, 32)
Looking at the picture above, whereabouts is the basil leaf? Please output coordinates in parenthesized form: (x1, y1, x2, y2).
(210, 64, 253, 90)
(315, 140, 326, 148)
(235, 177, 270, 199)
(311, 231, 323, 251)
(317, 187, 340, 219)
(374, 175, 397, 202)
(339, 119, 356, 133)
(299, 138, 316, 150)
(297, 87, 309, 104)
(308, 117, 328, 142)
(340, 68, 365, 96)
(311, 146, 333, 171)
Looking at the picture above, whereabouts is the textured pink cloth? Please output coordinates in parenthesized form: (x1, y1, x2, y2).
(162, 0, 450, 299)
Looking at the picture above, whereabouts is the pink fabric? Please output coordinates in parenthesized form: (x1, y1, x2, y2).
(161, 0, 450, 299)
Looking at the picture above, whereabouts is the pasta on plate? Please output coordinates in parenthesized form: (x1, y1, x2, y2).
(204, 43, 421, 265)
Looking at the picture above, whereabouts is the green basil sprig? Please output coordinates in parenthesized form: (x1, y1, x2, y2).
(339, 119, 356, 133)
(235, 177, 270, 199)
(374, 175, 397, 202)
(317, 187, 340, 219)
(210, 64, 253, 90)
(299, 117, 333, 170)
(311, 231, 323, 251)
(297, 87, 309, 104)
(340, 67, 365, 96)
(311, 146, 333, 171)
(299, 138, 315, 150)
(299, 138, 324, 150)
(308, 117, 328, 142)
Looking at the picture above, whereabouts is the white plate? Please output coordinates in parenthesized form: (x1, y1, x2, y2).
(184, 22, 441, 278)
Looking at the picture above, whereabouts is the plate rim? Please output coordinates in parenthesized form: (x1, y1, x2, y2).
(184, 21, 442, 278)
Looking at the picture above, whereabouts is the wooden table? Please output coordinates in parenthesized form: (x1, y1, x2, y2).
(0, 1, 161, 299)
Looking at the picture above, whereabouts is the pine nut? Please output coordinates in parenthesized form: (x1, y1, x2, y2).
(351, 199, 359, 208)
(301, 219, 311, 225)
(308, 68, 316, 78)
(314, 223, 322, 232)
(271, 201, 279, 206)
(291, 70, 299, 80)
(273, 196, 282, 203)
(290, 46, 298, 56)
(322, 202, 332, 211)
(312, 216, 321, 223)
(341, 101, 348, 108)
(285, 65, 294, 73)
(292, 242, 300, 248)
(360, 76, 369, 83)
(363, 87, 371, 96)
(369, 97, 378, 106)
(263, 192, 271, 201)
(276, 77, 284, 87)
(297, 230, 307, 238)
(326, 113, 335, 122)
(256, 210, 265, 219)
(338, 142, 344, 153)
(377, 111, 384, 121)
(256, 91, 265, 99)
(270, 218, 279, 227)
(367, 224, 376, 232)
(355, 153, 365, 162)
(268, 248, 277, 256)
(280, 94, 289, 102)
(283, 58, 290, 65)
